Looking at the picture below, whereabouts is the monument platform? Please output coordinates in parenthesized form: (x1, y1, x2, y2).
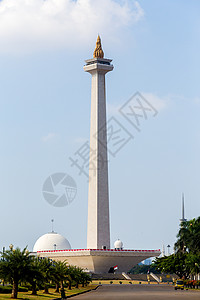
(36, 248, 161, 273)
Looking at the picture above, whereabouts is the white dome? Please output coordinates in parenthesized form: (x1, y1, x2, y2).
(33, 232, 71, 252)
(114, 239, 123, 249)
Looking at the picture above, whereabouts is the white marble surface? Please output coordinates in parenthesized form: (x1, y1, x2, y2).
(84, 60, 113, 249)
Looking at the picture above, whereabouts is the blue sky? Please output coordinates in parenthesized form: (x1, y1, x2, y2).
(0, 0, 199, 254)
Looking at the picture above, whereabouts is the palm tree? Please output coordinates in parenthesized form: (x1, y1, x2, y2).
(38, 257, 54, 294)
(71, 266, 82, 288)
(175, 221, 190, 253)
(52, 260, 68, 293)
(185, 253, 200, 276)
(65, 265, 91, 289)
(66, 265, 74, 290)
(175, 217, 200, 254)
(80, 272, 91, 287)
(0, 246, 33, 299)
(154, 216, 200, 279)
(26, 257, 44, 295)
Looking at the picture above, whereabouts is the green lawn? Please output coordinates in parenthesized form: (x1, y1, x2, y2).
(0, 286, 98, 300)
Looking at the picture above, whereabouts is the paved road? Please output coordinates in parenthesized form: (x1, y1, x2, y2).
(73, 284, 200, 299)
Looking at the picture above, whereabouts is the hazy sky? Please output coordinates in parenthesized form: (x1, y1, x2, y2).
(0, 0, 199, 254)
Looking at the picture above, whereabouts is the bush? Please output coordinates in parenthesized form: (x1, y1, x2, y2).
(0, 286, 12, 294)
(0, 286, 28, 294)
(119, 281, 122, 284)
(47, 283, 56, 288)
(110, 281, 113, 284)
(18, 287, 29, 292)
(20, 283, 32, 291)
(184, 280, 200, 289)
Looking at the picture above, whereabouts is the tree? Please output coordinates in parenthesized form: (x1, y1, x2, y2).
(153, 253, 188, 278)
(80, 271, 91, 287)
(52, 260, 68, 292)
(0, 246, 33, 299)
(0, 245, 92, 298)
(185, 253, 200, 276)
(70, 266, 90, 288)
(38, 257, 55, 293)
(70, 266, 82, 288)
(129, 264, 159, 274)
(64, 265, 91, 290)
(175, 217, 200, 254)
(66, 265, 74, 290)
(26, 257, 45, 295)
(153, 217, 200, 279)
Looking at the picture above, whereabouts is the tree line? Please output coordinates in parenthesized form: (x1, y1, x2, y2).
(0, 245, 91, 299)
(153, 217, 200, 279)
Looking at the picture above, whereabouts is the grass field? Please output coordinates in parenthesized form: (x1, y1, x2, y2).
(0, 286, 98, 300)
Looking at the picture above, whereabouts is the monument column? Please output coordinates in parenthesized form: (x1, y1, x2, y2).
(84, 36, 113, 249)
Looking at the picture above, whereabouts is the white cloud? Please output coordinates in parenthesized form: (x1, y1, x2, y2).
(73, 137, 87, 144)
(194, 97, 200, 105)
(107, 92, 168, 118)
(141, 93, 200, 111)
(142, 92, 168, 112)
(42, 132, 57, 142)
(0, 0, 144, 54)
(107, 102, 121, 116)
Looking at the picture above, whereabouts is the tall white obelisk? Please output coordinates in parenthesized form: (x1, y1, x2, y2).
(84, 36, 113, 249)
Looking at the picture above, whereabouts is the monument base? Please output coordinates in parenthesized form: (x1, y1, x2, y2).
(36, 249, 161, 273)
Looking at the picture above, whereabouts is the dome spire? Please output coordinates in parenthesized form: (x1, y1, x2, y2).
(51, 219, 54, 233)
(93, 35, 104, 58)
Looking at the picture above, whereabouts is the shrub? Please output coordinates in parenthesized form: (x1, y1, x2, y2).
(119, 281, 122, 284)
(184, 280, 200, 289)
(0, 286, 28, 294)
(0, 286, 12, 294)
(110, 281, 113, 284)
(18, 287, 28, 292)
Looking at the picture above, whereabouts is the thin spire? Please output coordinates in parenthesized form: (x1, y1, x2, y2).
(161, 244, 165, 257)
(93, 35, 104, 58)
(182, 193, 185, 220)
(51, 219, 54, 232)
(180, 193, 187, 224)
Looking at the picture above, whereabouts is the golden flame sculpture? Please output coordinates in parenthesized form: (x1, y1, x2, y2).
(93, 35, 104, 58)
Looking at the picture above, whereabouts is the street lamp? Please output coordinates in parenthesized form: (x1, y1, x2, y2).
(167, 245, 171, 256)
(2, 247, 5, 286)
